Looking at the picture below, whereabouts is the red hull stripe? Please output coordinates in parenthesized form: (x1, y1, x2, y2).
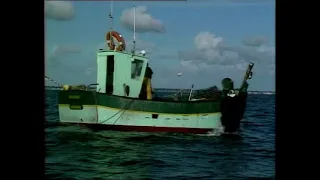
(63, 123, 213, 134)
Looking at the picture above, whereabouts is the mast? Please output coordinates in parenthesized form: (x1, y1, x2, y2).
(108, 0, 114, 50)
(132, 6, 136, 54)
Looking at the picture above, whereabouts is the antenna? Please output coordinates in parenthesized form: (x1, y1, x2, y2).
(132, 6, 136, 54)
(108, 0, 114, 50)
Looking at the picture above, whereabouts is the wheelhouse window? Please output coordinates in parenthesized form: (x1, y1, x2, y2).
(131, 59, 144, 79)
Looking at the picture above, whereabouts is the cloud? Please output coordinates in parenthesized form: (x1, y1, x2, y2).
(50, 44, 81, 59)
(45, 45, 95, 85)
(154, 0, 274, 8)
(92, 31, 274, 89)
(126, 36, 156, 53)
(46, 44, 82, 70)
(242, 36, 269, 47)
(120, 6, 165, 33)
(178, 32, 242, 68)
(178, 31, 275, 73)
(166, 31, 276, 90)
(45, 1, 74, 21)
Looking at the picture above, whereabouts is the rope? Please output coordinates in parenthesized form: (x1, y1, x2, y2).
(45, 76, 63, 87)
(99, 99, 135, 124)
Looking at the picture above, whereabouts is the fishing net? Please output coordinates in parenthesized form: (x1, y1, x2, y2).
(192, 85, 221, 100)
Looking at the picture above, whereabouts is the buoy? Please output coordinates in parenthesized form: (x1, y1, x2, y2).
(62, 85, 69, 91)
(106, 31, 126, 51)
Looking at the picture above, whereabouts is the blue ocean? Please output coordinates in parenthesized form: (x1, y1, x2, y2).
(45, 90, 275, 180)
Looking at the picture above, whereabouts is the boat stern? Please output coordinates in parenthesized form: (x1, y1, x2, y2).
(58, 90, 98, 124)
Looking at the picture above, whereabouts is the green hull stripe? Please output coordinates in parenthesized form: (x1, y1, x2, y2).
(58, 104, 220, 116)
(58, 91, 221, 114)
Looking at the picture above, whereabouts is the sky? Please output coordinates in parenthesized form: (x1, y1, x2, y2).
(45, 0, 275, 91)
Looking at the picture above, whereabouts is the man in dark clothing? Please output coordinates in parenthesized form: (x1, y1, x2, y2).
(145, 63, 153, 79)
(139, 63, 154, 100)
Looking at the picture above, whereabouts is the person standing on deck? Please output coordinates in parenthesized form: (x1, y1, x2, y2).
(143, 63, 153, 100)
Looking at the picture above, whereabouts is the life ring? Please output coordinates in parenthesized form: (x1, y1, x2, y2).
(106, 31, 126, 51)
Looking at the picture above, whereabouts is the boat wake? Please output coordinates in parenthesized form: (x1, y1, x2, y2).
(197, 126, 225, 137)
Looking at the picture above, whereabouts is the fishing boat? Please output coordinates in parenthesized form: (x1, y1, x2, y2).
(50, 6, 254, 134)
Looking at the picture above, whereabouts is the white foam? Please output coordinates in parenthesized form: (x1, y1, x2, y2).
(197, 126, 225, 137)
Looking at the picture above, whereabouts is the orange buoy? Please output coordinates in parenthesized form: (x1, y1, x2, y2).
(106, 31, 126, 51)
